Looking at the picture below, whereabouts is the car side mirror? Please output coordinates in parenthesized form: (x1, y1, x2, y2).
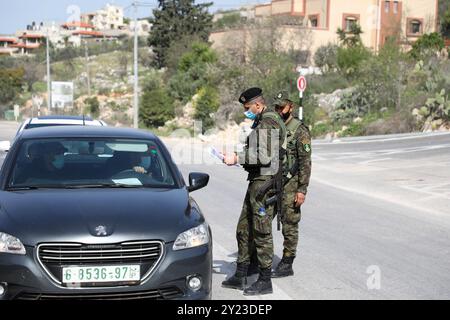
(0, 141, 11, 153)
(187, 172, 209, 193)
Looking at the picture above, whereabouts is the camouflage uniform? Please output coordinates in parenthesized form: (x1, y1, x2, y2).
(281, 117, 312, 258)
(236, 108, 286, 270)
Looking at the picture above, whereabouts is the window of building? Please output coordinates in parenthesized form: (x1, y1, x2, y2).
(393, 1, 399, 14)
(408, 19, 423, 36)
(309, 15, 319, 28)
(345, 17, 358, 31)
(410, 20, 422, 34)
(385, 1, 390, 13)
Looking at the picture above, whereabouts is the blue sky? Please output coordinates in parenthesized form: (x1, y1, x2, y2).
(0, 0, 263, 34)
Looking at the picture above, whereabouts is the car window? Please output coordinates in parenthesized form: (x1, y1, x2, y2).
(7, 138, 176, 189)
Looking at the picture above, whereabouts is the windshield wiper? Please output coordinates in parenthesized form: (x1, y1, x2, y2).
(63, 183, 144, 189)
(6, 185, 64, 191)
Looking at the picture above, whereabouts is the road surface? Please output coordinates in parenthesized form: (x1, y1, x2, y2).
(1, 121, 449, 300)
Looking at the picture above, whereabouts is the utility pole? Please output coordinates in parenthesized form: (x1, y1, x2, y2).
(84, 40, 91, 97)
(133, 1, 139, 129)
(46, 30, 52, 113)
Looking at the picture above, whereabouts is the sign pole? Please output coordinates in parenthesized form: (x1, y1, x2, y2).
(297, 75, 307, 121)
(299, 91, 304, 121)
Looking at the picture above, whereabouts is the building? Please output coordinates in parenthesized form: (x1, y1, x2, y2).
(0, 37, 19, 55)
(8, 33, 45, 55)
(128, 19, 152, 37)
(81, 4, 125, 31)
(210, 0, 439, 64)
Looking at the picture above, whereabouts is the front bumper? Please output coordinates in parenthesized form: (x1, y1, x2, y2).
(0, 242, 212, 300)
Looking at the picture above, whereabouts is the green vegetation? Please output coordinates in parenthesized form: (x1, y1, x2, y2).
(148, 0, 213, 68)
(84, 97, 100, 117)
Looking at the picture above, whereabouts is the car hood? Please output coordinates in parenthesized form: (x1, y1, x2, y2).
(0, 188, 203, 245)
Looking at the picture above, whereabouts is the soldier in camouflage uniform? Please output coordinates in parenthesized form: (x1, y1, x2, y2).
(221, 87, 287, 296)
(272, 91, 312, 278)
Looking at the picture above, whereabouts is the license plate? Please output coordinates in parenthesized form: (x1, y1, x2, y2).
(62, 265, 140, 284)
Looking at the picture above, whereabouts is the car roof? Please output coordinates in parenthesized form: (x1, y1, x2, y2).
(18, 126, 158, 140)
(28, 118, 103, 126)
(35, 115, 94, 121)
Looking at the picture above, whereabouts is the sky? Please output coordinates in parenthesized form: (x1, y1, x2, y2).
(0, 0, 265, 35)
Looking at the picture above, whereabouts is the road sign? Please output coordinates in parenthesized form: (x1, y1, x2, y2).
(297, 76, 307, 121)
(297, 76, 307, 92)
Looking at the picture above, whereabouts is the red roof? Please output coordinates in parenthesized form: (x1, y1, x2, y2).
(72, 30, 104, 37)
(0, 37, 17, 43)
(62, 22, 95, 29)
(19, 34, 44, 39)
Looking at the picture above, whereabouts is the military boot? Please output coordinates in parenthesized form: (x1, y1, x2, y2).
(271, 257, 294, 278)
(243, 268, 273, 296)
(222, 263, 248, 290)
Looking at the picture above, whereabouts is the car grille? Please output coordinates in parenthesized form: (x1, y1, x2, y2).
(37, 241, 163, 287)
(14, 287, 183, 300)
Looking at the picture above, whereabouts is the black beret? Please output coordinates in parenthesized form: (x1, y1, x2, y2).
(238, 87, 263, 104)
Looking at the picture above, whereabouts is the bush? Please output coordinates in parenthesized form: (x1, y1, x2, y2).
(337, 45, 372, 77)
(213, 12, 245, 30)
(140, 87, 175, 128)
(32, 81, 47, 93)
(84, 97, 100, 117)
(308, 73, 350, 94)
(410, 33, 445, 60)
(194, 86, 220, 131)
(314, 43, 339, 73)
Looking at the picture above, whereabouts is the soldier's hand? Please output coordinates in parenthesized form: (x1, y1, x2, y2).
(295, 193, 306, 207)
(223, 153, 238, 166)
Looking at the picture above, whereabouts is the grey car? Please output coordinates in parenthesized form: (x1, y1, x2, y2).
(0, 126, 211, 300)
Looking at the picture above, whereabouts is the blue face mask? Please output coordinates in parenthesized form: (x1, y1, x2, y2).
(244, 110, 257, 120)
(52, 155, 65, 169)
(140, 156, 151, 169)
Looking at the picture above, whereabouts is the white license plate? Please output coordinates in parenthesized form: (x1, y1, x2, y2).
(62, 265, 140, 284)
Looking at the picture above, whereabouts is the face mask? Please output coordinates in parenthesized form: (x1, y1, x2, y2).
(140, 156, 151, 169)
(52, 155, 64, 169)
(244, 110, 257, 120)
(281, 112, 291, 122)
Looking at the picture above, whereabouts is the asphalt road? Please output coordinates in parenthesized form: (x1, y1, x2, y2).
(1, 121, 449, 300)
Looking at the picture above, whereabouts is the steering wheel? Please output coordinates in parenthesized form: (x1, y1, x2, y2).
(111, 169, 147, 181)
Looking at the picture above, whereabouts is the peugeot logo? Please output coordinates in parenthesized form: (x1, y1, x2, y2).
(95, 225, 108, 237)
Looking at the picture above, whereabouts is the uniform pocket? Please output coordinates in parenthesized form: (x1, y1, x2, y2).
(254, 213, 272, 235)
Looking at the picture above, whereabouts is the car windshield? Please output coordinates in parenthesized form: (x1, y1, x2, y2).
(7, 138, 176, 189)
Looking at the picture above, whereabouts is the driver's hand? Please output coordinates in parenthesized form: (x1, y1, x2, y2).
(133, 166, 147, 174)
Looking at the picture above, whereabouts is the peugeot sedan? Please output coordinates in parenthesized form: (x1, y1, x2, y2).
(0, 126, 211, 300)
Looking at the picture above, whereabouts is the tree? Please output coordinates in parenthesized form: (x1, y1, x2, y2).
(314, 43, 339, 73)
(0, 68, 25, 106)
(410, 32, 445, 60)
(168, 41, 219, 103)
(194, 86, 220, 130)
(140, 87, 175, 127)
(337, 23, 363, 47)
(148, 0, 213, 68)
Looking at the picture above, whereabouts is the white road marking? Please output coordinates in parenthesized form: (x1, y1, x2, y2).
(213, 241, 293, 300)
(316, 132, 450, 145)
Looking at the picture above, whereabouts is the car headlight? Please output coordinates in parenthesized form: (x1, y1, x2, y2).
(0, 232, 26, 255)
(173, 223, 209, 251)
